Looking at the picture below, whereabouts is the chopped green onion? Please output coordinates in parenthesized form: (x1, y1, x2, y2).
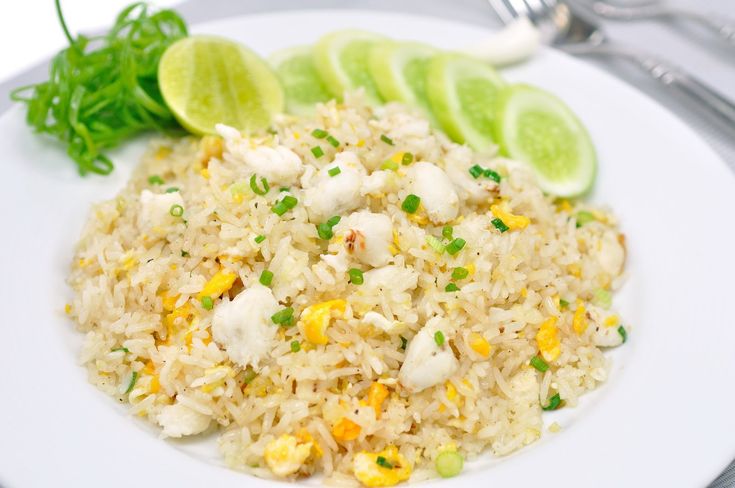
(469, 164, 484, 179)
(559, 299, 570, 309)
(435, 450, 464, 478)
(169, 204, 184, 217)
(575, 210, 596, 228)
(201, 296, 214, 310)
(445, 238, 466, 255)
(290, 340, 301, 353)
(279, 187, 289, 192)
(311, 146, 324, 158)
(272, 202, 288, 216)
(425, 235, 446, 254)
(254, 235, 266, 244)
(317, 222, 334, 240)
(401, 194, 421, 214)
(452, 267, 469, 280)
(380, 160, 399, 171)
(442, 225, 453, 240)
(618, 325, 627, 343)
(348, 268, 364, 285)
(148, 175, 164, 185)
(444, 283, 460, 292)
(271, 307, 294, 326)
(259, 269, 274, 286)
(380, 134, 394, 145)
(542, 393, 562, 411)
(311, 128, 328, 139)
(272, 196, 297, 216)
(181, 250, 190, 257)
(401, 152, 414, 165)
(124, 371, 138, 394)
(282, 195, 298, 209)
(328, 166, 341, 177)
(483, 168, 501, 183)
(434, 330, 445, 346)
(400, 336, 408, 350)
(326, 135, 340, 147)
(165, 187, 179, 193)
(491, 218, 509, 233)
(530, 355, 549, 372)
(376, 456, 393, 469)
(111, 347, 129, 353)
(242, 368, 257, 384)
(249, 174, 270, 195)
(326, 215, 341, 227)
(593, 288, 612, 309)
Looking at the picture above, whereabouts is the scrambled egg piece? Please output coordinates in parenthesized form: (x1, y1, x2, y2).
(197, 269, 237, 300)
(595, 230, 626, 276)
(332, 417, 361, 442)
(337, 210, 394, 267)
(157, 403, 210, 438)
(298, 299, 346, 345)
(353, 446, 411, 487)
(363, 311, 404, 334)
(398, 317, 458, 393)
(366, 382, 389, 418)
(264, 434, 313, 477)
(490, 203, 530, 231)
(536, 317, 561, 362)
(406, 162, 459, 224)
(467, 332, 491, 358)
(573, 304, 588, 335)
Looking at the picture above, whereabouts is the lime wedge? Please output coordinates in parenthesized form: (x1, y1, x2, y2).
(495, 84, 596, 197)
(313, 30, 385, 104)
(368, 41, 438, 123)
(269, 45, 333, 115)
(425, 54, 506, 151)
(158, 35, 284, 135)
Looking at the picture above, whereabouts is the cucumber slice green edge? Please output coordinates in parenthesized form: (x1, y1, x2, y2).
(495, 84, 597, 197)
(269, 45, 333, 116)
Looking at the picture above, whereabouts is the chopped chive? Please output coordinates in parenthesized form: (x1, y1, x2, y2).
(376, 456, 394, 469)
(401, 152, 414, 165)
(593, 288, 612, 309)
(282, 195, 298, 209)
(425, 235, 445, 254)
(148, 175, 164, 185)
(290, 340, 301, 353)
(559, 299, 570, 309)
(111, 347, 129, 353)
(272, 202, 288, 216)
(451, 267, 469, 280)
(401, 194, 421, 214)
(181, 250, 190, 257)
(542, 393, 562, 411)
(124, 371, 138, 394)
(380, 160, 399, 171)
(483, 168, 501, 183)
(249, 174, 270, 195)
(165, 187, 179, 193)
(279, 187, 289, 192)
(380, 134, 394, 145)
(201, 296, 214, 310)
(435, 450, 464, 478)
(575, 210, 596, 228)
(169, 204, 184, 217)
(271, 307, 294, 326)
(434, 330, 445, 346)
(311, 146, 324, 158)
(326, 215, 341, 227)
(259, 269, 274, 286)
(328, 166, 341, 177)
(317, 222, 334, 240)
(444, 283, 460, 292)
(326, 135, 340, 147)
(400, 335, 408, 350)
(254, 235, 266, 244)
(445, 238, 466, 255)
(618, 325, 627, 343)
(530, 355, 549, 372)
(442, 225, 453, 240)
(469, 164, 484, 179)
(242, 368, 257, 384)
(491, 218, 509, 233)
(311, 128, 328, 139)
(348, 268, 364, 285)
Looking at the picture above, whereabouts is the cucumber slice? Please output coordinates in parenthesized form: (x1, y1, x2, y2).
(269, 46, 332, 115)
(495, 84, 596, 197)
(426, 54, 506, 151)
(368, 41, 438, 122)
(313, 30, 385, 104)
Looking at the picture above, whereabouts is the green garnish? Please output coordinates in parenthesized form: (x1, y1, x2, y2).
(618, 325, 627, 343)
(165, 187, 179, 193)
(575, 210, 596, 228)
(380, 134, 394, 145)
(311, 146, 324, 158)
(444, 283, 460, 292)
(559, 299, 570, 309)
(124, 371, 138, 394)
(451, 267, 469, 280)
(348, 268, 364, 285)
(181, 250, 190, 257)
(442, 225, 453, 240)
(148, 175, 164, 185)
(10, 1, 188, 175)
(434, 330, 445, 346)
(317, 215, 341, 240)
(242, 368, 257, 384)
(530, 355, 549, 372)
(271, 307, 294, 326)
(259, 269, 274, 286)
(254, 235, 266, 244)
(249, 174, 270, 195)
(401, 194, 421, 213)
(491, 218, 509, 233)
(376, 456, 394, 469)
(272, 195, 298, 216)
(435, 450, 464, 478)
(425, 235, 445, 254)
(469, 164, 484, 179)
(111, 347, 129, 353)
(328, 166, 341, 177)
(593, 288, 612, 309)
(326, 135, 340, 147)
(201, 296, 213, 310)
(400, 335, 408, 350)
(169, 204, 183, 217)
(401, 152, 414, 165)
(542, 393, 562, 411)
(311, 128, 328, 138)
(380, 160, 399, 171)
(290, 340, 301, 353)
(445, 238, 466, 255)
(483, 168, 501, 183)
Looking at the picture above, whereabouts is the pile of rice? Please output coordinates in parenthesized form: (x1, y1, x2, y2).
(67, 92, 628, 486)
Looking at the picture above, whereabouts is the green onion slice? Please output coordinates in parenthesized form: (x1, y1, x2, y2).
(271, 307, 294, 326)
(290, 340, 301, 352)
(491, 218, 509, 233)
(311, 146, 324, 158)
(348, 268, 364, 285)
(446, 238, 466, 255)
(311, 128, 328, 139)
(328, 166, 341, 177)
(618, 325, 627, 343)
(201, 296, 214, 310)
(259, 269, 274, 286)
(451, 267, 469, 280)
(542, 393, 562, 411)
(434, 330, 446, 346)
(401, 194, 421, 214)
(530, 355, 549, 372)
(148, 175, 164, 185)
(380, 134, 394, 145)
(169, 204, 184, 217)
(249, 174, 270, 195)
(124, 371, 138, 394)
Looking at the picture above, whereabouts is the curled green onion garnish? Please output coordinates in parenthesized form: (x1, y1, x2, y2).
(542, 393, 562, 411)
(169, 204, 183, 217)
(124, 371, 138, 394)
(249, 174, 270, 195)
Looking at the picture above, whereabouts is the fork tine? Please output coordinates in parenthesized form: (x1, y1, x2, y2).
(521, 0, 546, 21)
(487, 0, 517, 24)
(506, 0, 531, 17)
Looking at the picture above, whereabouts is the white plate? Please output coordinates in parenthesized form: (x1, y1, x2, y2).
(1, 9, 734, 488)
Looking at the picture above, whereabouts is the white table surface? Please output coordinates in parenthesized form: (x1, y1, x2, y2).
(2, 0, 734, 485)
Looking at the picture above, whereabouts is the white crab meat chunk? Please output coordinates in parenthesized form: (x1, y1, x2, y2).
(157, 403, 211, 438)
(362, 311, 405, 334)
(304, 151, 366, 222)
(596, 231, 626, 277)
(399, 317, 458, 393)
(216, 123, 303, 186)
(587, 304, 625, 347)
(444, 147, 494, 204)
(336, 211, 394, 267)
(406, 162, 459, 224)
(362, 265, 418, 294)
(211, 285, 280, 369)
(360, 170, 398, 197)
(137, 190, 185, 231)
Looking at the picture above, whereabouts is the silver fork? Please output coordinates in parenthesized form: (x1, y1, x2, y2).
(488, 0, 735, 134)
(590, 0, 735, 45)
